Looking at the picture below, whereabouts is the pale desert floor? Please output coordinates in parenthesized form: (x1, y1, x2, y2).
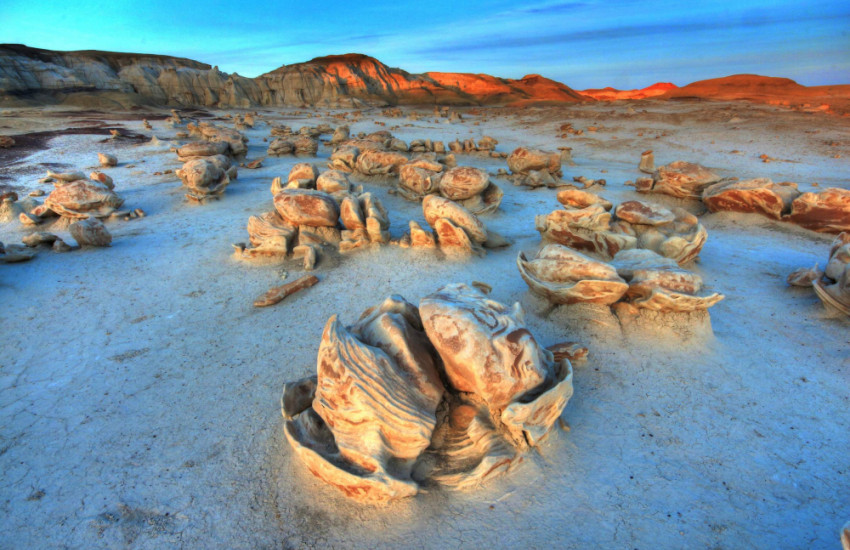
(0, 100, 848, 549)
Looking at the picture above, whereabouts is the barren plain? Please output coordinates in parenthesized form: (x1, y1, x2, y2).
(1, 99, 848, 549)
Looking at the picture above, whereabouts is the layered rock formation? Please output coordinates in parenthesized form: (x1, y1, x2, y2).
(0, 45, 589, 108)
(579, 82, 677, 101)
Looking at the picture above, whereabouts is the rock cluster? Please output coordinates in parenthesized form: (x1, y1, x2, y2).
(267, 125, 325, 156)
(282, 283, 574, 503)
(518, 245, 723, 313)
(396, 196, 509, 257)
(236, 166, 389, 269)
(635, 159, 850, 234)
(535, 190, 707, 264)
(186, 122, 248, 158)
(398, 163, 503, 215)
(176, 155, 234, 202)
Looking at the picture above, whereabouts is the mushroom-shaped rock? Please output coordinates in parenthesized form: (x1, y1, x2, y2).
(645, 161, 723, 199)
(283, 296, 444, 503)
(507, 147, 561, 175)
(69, 217, 112, 247)
(702, 178, 800, 220)
(422, 195, 487, 244)
(439, 166, 490, 201)
(44, 180, 125, 218)
(274, 189, 340, 227)
(557, 189, 613, 211)
(316, 170, 350, 193)
(612, 249, 724, 311)
(176, 159, 230, 201)
(175, 140, 230, 161)
(517, 244, 628, 305)
(784, 188, 850, 233)
(355, 149, 408, 176)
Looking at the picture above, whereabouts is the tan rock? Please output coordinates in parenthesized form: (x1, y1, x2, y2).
(293, 135, 319, 155)
(267, 138, 295, 156)
(456, 182, 503, 215)
(556, 189, 613, 211)
(69, 217, 112, 247)
(176, 159, 230, 201)
(507, 147, 561, 175)
(330, 125, 350, 144)
(22, 232, 57, 247)
(316, 170, 350, 193)
(784, 188, 850, 233)
(645, 161, 724, 199)
(340, 195, 366, 231)
(612, 249, 723, 311)
(615, 201, 676, 226)
(0, 244, 37, 262)
(517, 244, 629, 305)
(439, 166, 490, 200)
(89, 171, 114, 189)
(246, 211, 296, 253)
(638, 150, 654, 174)
(47, 170, 87, 183)
(409, 220, 436, 248)
(477, 136, 498, 151)
(355, 149, 408, 176)
(329, 145, 359, 172)
(422, 195, 487, 244)
(273, 188, 340, 227)
(786, 265, 821, 287)
(0, 197, 23, 223)
(175, 140, 230, 161)
(536, 205, 637, 259)
(288, 163, 319, 184)
(97, 153, 117, 167)
(703, 178, 800, 220)
(399, 164, 441, 198)
(44, 180, 125, 218)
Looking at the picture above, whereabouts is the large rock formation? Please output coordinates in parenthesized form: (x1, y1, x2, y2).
(0, 45, 590, 108)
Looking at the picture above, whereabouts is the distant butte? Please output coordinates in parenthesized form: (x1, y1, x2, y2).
(0, 44, 847, 113)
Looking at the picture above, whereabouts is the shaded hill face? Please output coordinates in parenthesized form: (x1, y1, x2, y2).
(580, 82, 677, 101)
(0, 45, 589, 108)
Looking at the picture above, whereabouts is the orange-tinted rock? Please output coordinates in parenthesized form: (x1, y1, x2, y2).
(246, 211, 296, 252)
(288, 163, 319, 184)
(399, 164, 441, 198)
(422, 195, 487, 244)
(615, 200, 676, 226)
(433, 218, 480, 255)
(556, 189, 613, 211)
(175, 140, 230, 161)
(507, 147, 561, 175)
(176, 158, 230, 201)
(273, 188, 340, 227)
(44, 180, 125, 218)
(703, 178, 800, 220)
(439, 166, 490, 200)
(456, 182, 503, 215)
(293, 135, 318, 155)
(408, 220, 436, 248)
(267, 138, 295, 156)
(613, 249, 724, 311)
(646, 161, 723, 199)
(339, 195, 366, 230)
(784, 187, 850, 233)
(69, 217, 112, 247)
(316, 170, 350, 193)
(355, 149, 408, 176)
(536, 205, 637, 259)
(517, 244, 628, 305)
(329, 145, 359, 172)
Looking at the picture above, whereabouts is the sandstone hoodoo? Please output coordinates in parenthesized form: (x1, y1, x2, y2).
(281, 283, 575, 503)
(176, 158, 231, 202)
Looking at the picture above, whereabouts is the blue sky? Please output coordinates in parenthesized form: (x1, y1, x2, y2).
(1, 0, 848, 89)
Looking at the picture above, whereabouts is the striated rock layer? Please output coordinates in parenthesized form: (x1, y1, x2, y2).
(0, 45, 589, 108)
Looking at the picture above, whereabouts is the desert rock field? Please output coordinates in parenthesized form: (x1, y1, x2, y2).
(1, 98, 849, 549)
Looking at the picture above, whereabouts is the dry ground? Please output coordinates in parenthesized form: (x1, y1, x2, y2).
(1, 99, 848, 549)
